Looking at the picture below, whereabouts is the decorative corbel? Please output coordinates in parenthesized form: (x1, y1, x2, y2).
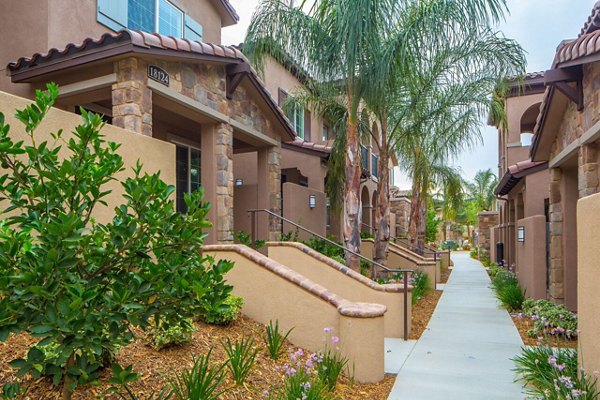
(544, 66, 584, 111)
(226, 63, 251, 100)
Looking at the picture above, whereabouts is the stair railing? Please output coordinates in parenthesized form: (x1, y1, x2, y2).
(361, 222, 443, 261)
(248, 208, 414, 341)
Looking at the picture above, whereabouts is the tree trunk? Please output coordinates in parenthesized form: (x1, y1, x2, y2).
(62, 354, 75, 400)
(343, 105, 362, 271)
(416, 193, 427, 249)
(374, 124, 390, 267)
(408, 180, 420, 247)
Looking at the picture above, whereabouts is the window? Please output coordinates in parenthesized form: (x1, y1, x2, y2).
(289, 104, 305, 139)
(322, 125, 329, 141)
(361, 145, 369, 171)
(371, 154, 379, 178)
(158, 0, 183, 37)
(97, 0, 202, 41)
(326, 200, 331, 227)
(175, 144, 201, 213)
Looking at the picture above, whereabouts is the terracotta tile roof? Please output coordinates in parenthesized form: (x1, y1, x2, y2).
(283, 138, 332, 155)
(580, 1, 600, 37)
(8, 30, 296, 140)
(494, 159, 548, 196)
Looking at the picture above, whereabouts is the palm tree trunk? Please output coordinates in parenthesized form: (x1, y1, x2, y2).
(408, 179, 419, 247)
(374, 123, 390, 267)
(417, 193, 427, 249)
(343, 103, 361, 271)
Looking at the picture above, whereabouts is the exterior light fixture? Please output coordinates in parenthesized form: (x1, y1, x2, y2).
(309, 194, 316, 209)
(517, 226, 525, 243)
(235, 178, 244, 187)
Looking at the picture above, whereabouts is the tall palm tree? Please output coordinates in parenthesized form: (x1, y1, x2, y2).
(244, 0, 398, 269)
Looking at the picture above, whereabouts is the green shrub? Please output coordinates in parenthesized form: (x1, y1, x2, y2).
(0, 85, 226, 397)
(360, 231, 374, 239)
(411, 270, 430, 304)
(330, 254, 346, 265)
(470, 248, 478, 259)
(268, 363, 332, 400)
(492, 271, 524, 311)
(234, 230, 266, 249)
(201, 295, 244, 326)
(522, 299, 578, 339)
(303, 236, 344, 258)
(221, 336, 258, 385)
(513, 346, 599, 400)
(263, 320, 294, 360)
(168, 349, 227, 400)
(149, 318, 195, 350)
(107, 364, 172, 400)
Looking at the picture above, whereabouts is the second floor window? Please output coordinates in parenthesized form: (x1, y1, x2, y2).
(98, 0, 203, 41)
(290, 104, 305, 140)
(371, 154, 379, 178)
(361, 145, 369, 171)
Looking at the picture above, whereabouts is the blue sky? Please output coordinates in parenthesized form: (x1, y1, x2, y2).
(222, 0, 595, 189)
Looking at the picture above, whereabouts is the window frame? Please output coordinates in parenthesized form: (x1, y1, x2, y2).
(171, 136, 202, 213)
(156, 0, 184, 38)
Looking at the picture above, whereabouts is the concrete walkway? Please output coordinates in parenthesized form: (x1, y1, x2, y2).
(388, 252, 525, 400)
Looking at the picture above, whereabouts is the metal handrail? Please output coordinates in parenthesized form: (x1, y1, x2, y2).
(248, 208, 414, 340)
(361, 222, 441, 261)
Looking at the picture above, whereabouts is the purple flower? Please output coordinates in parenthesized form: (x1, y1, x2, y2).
(332, 336, 340, 344)
(324, 327, 332, 333)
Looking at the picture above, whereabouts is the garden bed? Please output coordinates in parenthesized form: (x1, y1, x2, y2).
(0, 317, 395, 399)
(409, 290, 443, 340)
(510, 314, 578, 349)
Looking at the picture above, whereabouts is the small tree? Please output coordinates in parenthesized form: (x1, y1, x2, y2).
(0, 84, 232, 399)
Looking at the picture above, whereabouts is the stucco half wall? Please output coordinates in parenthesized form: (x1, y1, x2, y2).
(577, 193, 600, 383)
(0, 90, 175, 222)
(266, 242, 411, 338)
(515, 215, 547, 300)
(361, 239, 437, 290)
(203, 244, 386, 383)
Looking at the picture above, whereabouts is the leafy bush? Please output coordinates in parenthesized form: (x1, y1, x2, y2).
(221, 336, 258, 385)
(268, 361, 332, 400)
(470, 248, 478, 259)
(440, 240, 458, 251)
(263, 320, 294, 360)
(107, 364, 171, 400)
(149, 318, 195, 350)
(234, 230, 266, 249)
(279, 228, 299, 242)
(513, 346, 599, 400)
(411, 270, 430, 304)
(197, 259, 235, 323)
(360, 231, 374, 239)
(303, 236, 344, 258)
(492, 271, 524, 311)
(522, 299, 578, 339)
(0, 84, 230, 398)
(201, 295, 244, 326)
(330, 254, 346, 265)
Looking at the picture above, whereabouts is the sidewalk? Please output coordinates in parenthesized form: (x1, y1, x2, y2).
(388, 252, 525, 400)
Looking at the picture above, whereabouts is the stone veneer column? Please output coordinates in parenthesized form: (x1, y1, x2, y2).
(578, 144, 599, 198)
(548, 168, 564, 302)
(257, 145, 282, 241)
(477, 211, 499, 259)
(112, 58, 152, 136)
(215, 123, 234, 243)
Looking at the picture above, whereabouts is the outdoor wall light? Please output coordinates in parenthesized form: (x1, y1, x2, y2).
(309, 194, 316, 209)
(235, 178, 244, 187)
(517, 226, 525, 243)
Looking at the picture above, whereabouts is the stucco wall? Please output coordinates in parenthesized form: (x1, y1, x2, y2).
(515, 215, 547, 300)
(524, 170, 550, 217)
(0, 90, 175, 223)
(576, 192, 600, 384)
(281, 148, 328, 192)
(282, 183, 326, 240)
(203, 245, 386, 383)
(267, 243, 410, 338)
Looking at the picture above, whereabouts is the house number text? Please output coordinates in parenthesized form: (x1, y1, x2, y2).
(148, 65, 170, 86)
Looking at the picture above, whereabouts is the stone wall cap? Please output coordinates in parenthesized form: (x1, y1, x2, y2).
(478, 211, 500, 216)
(203, 244, 390, 318)
(363, 238, 436, 266)
(267, 241, 412, 293)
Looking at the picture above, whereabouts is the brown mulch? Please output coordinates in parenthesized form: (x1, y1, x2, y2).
(409, 290, 443, 340)
(510, 314, 578, 349)
(0, 317, 394, 399)
(439, 266, 451, 284)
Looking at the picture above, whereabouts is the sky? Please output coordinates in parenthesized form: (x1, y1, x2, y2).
(221, 0, 594, 189)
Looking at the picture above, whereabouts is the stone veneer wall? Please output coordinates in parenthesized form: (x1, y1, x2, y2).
(267, 146, 282, 240)
(390, 198, 411, 237)
(112, 58, 153, 136)
(549, 168, 564, 301)
(477, 211, 499, 258)
(216, 123, 234, 243)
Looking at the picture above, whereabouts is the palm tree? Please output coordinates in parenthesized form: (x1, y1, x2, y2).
(466, 169, 499, 211)
(244, 0, 398, 269)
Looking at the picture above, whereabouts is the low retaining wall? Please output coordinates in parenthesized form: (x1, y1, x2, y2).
(361, 239, 437, 290)
(266, 242, 411, 339)
(203, 244, 386, 383)
(577, 194, 600, 383)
